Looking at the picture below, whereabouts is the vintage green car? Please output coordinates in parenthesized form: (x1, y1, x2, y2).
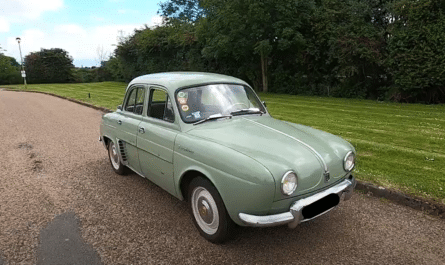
(100, 72, 356, 243)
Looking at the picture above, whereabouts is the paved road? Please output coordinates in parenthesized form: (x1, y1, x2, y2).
(36, 212, 101, 265)
(0, 90, 445, 265)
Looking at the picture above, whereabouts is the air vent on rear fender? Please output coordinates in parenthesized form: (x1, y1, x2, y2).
(117, 140, 128, 162)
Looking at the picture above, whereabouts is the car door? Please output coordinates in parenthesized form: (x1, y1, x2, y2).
(114, 85, 146, 174)
(137, 87, 179, 196)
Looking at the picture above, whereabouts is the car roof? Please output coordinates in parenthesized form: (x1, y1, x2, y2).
(127, 72, 250, 93)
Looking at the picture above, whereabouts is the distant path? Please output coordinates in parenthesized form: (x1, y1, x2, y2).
(0, 90, 444, 264)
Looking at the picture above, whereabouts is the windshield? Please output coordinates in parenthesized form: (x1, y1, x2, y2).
(176, 84, 266, 123)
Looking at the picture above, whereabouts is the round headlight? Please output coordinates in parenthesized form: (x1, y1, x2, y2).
(344, 151, 355, 171)
(281, 171, 298, 195)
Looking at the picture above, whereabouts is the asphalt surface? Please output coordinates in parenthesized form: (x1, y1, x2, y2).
(36, 212, 101, 265)
(0, 90, 445, 264)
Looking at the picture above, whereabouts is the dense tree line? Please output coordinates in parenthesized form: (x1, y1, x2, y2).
(105, 0, 445, 103)
(0, 46, 22, 85)
(72, 64, 114, 83)
(17, 47, 112, 84)
(9, 0, 444, 103)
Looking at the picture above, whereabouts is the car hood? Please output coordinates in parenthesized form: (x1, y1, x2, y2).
(186, 115, 354, 199)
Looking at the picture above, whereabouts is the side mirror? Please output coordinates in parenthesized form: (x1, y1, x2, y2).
(262, 101, 267, 108)
(117, 105, 122, 111)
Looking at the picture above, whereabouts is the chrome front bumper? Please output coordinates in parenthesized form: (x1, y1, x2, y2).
(239, 177, 356, 228)
(99, 136, 107, 149)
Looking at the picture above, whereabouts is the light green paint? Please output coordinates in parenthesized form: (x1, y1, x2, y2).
(100, 72, 355, 225)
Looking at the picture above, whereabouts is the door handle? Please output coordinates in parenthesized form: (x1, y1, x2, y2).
(139, 127, 145, 134)
(117, 120, 122, 125)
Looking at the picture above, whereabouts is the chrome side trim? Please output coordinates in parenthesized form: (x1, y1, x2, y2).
(243, 119, 329, 174)
(238, 177, 356, 228)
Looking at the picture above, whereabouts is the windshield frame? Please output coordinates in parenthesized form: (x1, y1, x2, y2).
(174, 82, 267, 124)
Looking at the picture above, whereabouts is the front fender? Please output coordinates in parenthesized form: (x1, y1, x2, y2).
(174, 134, 276, 225)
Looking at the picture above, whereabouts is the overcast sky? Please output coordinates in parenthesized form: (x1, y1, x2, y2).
(0, 0, 163, 67)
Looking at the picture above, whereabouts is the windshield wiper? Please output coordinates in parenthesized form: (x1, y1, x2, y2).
(193, 113, 232, 125)
(230, 108, 264, 116)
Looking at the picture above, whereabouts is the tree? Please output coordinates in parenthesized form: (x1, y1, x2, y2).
(109, 22, 205, 81)
(96, 45, 109, 67)
(158, 0, 205, 23)
(100, 0, 445, 102)
(24, 48, 74, 84)
(0, 47, 21, 85)
(198, 0, 315, 92)
(304, 0, 388, 98)
(386, 0, 445, 103)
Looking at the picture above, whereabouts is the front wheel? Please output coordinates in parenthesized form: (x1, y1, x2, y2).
(188, 177, 234, 243)
(107, 140, 127, 175)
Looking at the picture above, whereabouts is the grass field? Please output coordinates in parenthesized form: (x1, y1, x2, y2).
(4, 82, 128, 110)
(4, 82, 445, 203)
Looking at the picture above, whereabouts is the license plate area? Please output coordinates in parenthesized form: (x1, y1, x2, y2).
(302, 194, 340, 219)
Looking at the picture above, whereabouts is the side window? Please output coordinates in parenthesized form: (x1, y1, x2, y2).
(124, 88, 137, 112)
(124, 87, 145, 114)
(135, 87, 145, 115)
(164, 96, 175, 123)
(148, 88, 175, 123)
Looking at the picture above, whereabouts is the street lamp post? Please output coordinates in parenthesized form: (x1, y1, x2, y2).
(16, 37, 27, 88)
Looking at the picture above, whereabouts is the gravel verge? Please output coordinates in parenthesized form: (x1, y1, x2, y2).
(356, 181, 445, 219)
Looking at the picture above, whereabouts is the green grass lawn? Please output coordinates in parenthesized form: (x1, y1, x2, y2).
(4, 82, 128, 110)
(4, 83, 445, 203)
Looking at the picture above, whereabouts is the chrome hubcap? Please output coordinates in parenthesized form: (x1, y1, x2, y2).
(198, 199, 213, 224)
(109, 142, 120, 169)
(191, 187, 219, 235)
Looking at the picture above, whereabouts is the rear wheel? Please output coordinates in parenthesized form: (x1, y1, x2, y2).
(188, 177, 234, 243)
(107, 140, 127, 175)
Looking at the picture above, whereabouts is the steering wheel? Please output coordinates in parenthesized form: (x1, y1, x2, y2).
(222, 102, 249, 113)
